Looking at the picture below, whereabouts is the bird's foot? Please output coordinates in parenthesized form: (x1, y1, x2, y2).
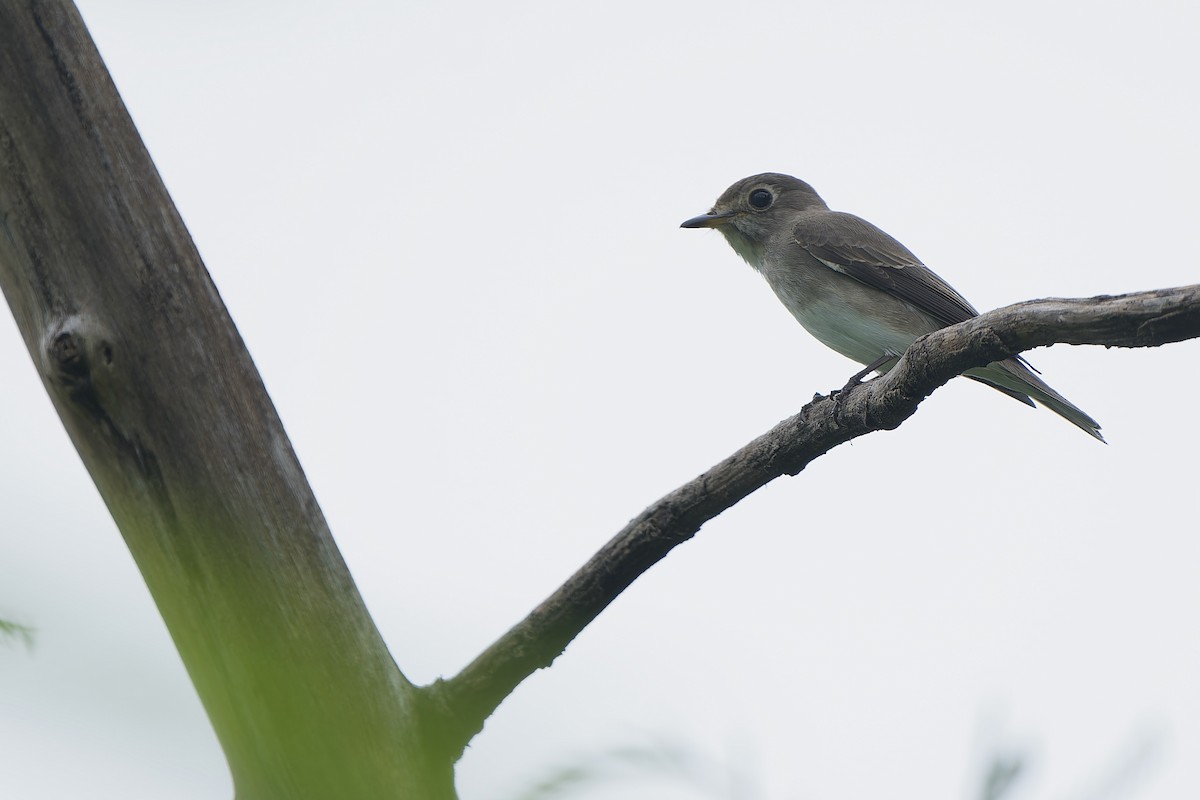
(829, 356, 893, 419)
(828, 377, 861, 418)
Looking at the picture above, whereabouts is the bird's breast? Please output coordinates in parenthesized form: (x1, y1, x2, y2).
(753, 250, 943, 369)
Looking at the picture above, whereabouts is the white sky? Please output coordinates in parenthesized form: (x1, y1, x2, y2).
(2, 2, 1199, 799)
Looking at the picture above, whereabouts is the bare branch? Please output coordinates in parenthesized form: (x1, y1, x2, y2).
(426, 284, 1200, 756)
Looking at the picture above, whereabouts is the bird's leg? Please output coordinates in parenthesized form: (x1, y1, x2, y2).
(832, 354, 893, 395)
(830, 354, 894, 417)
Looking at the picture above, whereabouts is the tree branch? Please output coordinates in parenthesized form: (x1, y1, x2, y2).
(427, 284, 1200, 756)
(7, 4, 1199, 784)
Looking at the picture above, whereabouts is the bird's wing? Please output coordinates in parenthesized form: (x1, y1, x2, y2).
(792, 211, 979, 327)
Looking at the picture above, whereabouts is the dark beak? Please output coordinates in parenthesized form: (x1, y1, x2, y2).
(680, 211, 735, 229)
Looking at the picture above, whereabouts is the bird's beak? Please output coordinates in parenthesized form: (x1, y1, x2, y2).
(680, 210, 736, 229)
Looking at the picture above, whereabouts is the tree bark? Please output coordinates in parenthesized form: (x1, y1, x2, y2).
(0, 3, 451, 797)
(5, 2, 1200, 797)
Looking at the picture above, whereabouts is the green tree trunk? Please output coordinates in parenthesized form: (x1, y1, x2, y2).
(0, 3, 453, 796)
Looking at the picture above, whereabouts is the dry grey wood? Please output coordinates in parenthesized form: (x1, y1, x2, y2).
(4, 2, 1200, 795)
(428, 284, 1200, 756)
(0, 3, 451, 797)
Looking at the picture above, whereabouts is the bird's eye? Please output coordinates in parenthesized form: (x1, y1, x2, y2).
(748, 188, 773, 210)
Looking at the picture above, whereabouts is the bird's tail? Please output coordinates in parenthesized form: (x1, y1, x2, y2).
(964, 358, 1104, 442)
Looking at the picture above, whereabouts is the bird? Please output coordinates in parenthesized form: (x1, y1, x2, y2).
(681, 173, 1103, 442)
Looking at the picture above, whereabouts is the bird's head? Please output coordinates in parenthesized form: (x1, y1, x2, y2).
(681, 173, 828, 266)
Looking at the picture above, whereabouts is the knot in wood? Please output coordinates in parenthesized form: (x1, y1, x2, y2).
(44, 316, 112, 392)
(50, 328, 90, 383)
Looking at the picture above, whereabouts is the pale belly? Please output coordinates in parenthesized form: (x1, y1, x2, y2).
(758, 258, 944, 371)
(790, 295, 929, 366)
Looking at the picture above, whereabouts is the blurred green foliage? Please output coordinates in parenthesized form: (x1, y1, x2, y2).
(0, 617, 34, 650)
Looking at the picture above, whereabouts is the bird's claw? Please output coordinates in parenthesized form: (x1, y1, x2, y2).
(828, 377, 861, 418)
(828, 358, 891, 420)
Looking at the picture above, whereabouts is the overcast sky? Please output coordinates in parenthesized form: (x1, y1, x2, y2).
(3, 2, 1199, 799)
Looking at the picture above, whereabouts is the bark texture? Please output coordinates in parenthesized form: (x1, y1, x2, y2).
(4, 2, 1199, 796)
(0, 3, 451, 797)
